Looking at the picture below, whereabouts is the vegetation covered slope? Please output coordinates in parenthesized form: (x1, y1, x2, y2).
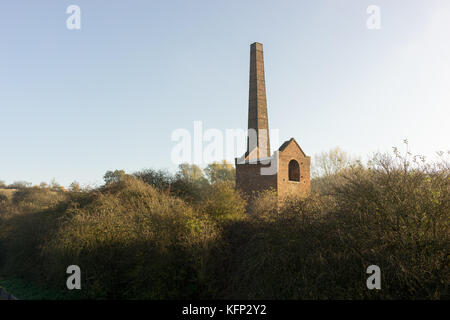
(0, 150, 448, 299)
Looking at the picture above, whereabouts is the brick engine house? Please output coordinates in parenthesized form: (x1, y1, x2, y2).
(235, 42, 311, 199)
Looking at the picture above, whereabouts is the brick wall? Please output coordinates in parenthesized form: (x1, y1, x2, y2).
(235, 139, 311, 200)
(277, 141, 311, 199)
(235, 160, 277, 198)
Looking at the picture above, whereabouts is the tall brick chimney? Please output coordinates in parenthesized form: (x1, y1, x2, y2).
(236, 42, 311, 200)
(247, 42, 270, 160)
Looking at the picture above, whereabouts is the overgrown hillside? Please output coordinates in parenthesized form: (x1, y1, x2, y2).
(0, 150, 448, 299)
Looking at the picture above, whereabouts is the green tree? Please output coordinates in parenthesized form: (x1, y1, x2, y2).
(171, 164, 208, 204)
(175, 163, 205, 182)
(104, 170, 126, 185)
(204, 160, 235, 185)
(202, 181, 246, 221)
(133, 169, 173, 192)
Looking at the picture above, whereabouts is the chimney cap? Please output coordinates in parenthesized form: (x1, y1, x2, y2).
(250, 42, 263, 50)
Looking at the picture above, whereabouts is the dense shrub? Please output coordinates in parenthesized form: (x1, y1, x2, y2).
(1, 177, 219, 299)
(10, 188, 68, 213)
(201, 181, 246, 221)
(247, 189, 278, 217)
(0, 188, 69, 281)
(0, 147, 448, 299)
(204, 161, 235, 185)
(133, 168, 173, 192)
(214, 151, 449, 299)
(0, 193, 8, 204)
(133, 164, 210, 205)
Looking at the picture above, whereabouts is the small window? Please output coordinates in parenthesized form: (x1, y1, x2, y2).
(288, 160, 300, 181)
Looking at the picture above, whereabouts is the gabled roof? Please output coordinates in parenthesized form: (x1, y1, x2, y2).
(278, 138, 307, 156)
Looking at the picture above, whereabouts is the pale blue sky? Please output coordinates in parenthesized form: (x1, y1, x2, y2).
(1, 0, 449, 186)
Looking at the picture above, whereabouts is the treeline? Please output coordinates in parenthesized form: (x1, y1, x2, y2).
(0, 179, 66, 193)
(0, 147, 448, 299)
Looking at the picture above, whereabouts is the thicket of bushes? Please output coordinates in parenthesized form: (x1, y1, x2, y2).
(0, 150, 448, 299)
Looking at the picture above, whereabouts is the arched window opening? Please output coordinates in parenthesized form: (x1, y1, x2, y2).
(288, 160, 300, 181)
